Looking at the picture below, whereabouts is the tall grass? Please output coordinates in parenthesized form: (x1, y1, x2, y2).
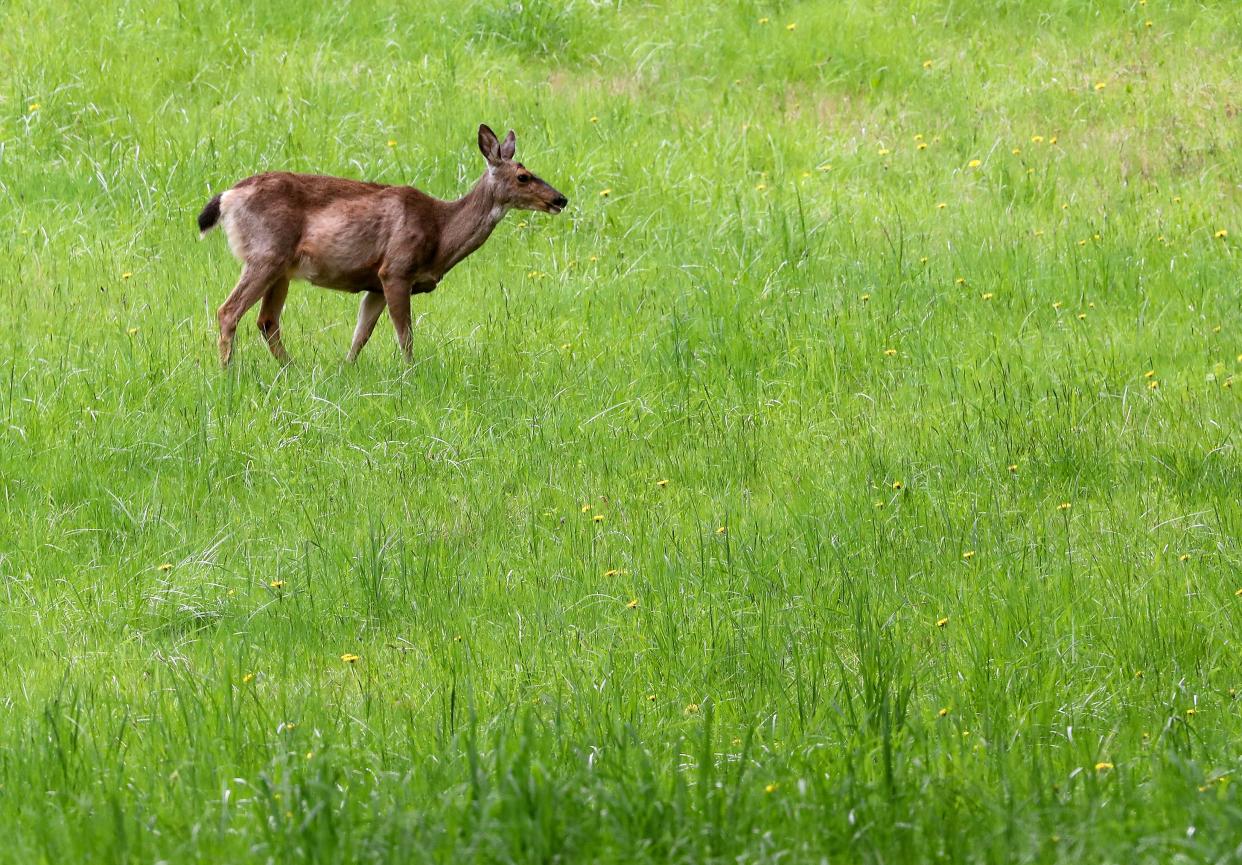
(0, 0, 1239, 861)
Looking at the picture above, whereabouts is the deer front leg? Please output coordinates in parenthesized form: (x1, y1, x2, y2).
(347, 291, 387, 362)
(381, 276, 413, 362)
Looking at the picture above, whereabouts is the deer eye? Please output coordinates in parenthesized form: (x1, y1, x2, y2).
(517, 174, 531, 183)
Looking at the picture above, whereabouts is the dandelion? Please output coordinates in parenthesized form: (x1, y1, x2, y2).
(765, 782, 779, 793)
(981, 292, 994, 301)
(685, 703, 700, 714)
(453, 635, 463, 642)
(917, 142, 928, 151)
(1011, 148, 1021, 155)
(962, 550, 975, 560)
(1178, 554, 1190, 562)
(968, 159, 981, 168)
(593, 514, 605, 523)
(1007, 464, 1019, 474)
(936, 616, 949, 628)
(599, 188, 612, 197)
(1095, 762, 1114, 772)
(581, 504, 592, 513)
(1134, 670, 1143, 678)
(1077, 239, 1087, 247)
(878, 148, 890, 156)
(1144, 20, 1152, 27)
(29, 103, 40, 112)
(922, 60, 933, 69)
(936, 202, 946, 210)
(1077, 312, 1087, 320)
(1061, 202, 1070, 210)
(1235, 588, 1242, 596)
(955, 277, 966, 286)
(1094, 82, 1106, 91)
(340, 653, 360, 664)
(938, 707, 950, 717)
(1057, 502, 1071, 511)
(243, 673, 255, 684)
(269, 580, 285, 589)
(1049, 136, 1058, 145)
(1031, 135, 1045, 143)
(1148, 380, 1159, 390)
(914, 133, 924, 142)
(626, 598, 639, 609)
(874, 501, 885, 509)
(127, 327, 139, 335)
(785, 22, 796, 31)
(158, 562, 173, 572)
(647, 694, 657, 702)
(1144, 370, 1156, 379)
(121, 271, 133, 279)
(1215, 229, 1228, 239)
(754, 183, 767, 191)
(919, 256, 928, 264)
(818, 163, 832, 172)
(386, 139, 396, 148)
(1173, 196, 1182, 203)
(757, 16, 769, 23)
(604, 568, 622, 577)
(1186, 707, 1198, 717)
(892, 480, 904, 490)
(589, 116, 599, 123)
(715, 526, 727, 535)
(883, 348, 898, 356)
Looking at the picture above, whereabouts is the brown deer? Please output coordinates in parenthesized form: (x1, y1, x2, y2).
(198, 124, 567, 366)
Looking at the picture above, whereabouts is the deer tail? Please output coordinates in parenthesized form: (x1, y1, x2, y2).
(197, 194, 223, 237)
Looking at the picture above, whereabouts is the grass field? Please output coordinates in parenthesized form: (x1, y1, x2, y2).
(2, 0, 1241, 861)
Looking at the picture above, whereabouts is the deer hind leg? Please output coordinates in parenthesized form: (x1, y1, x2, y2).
(257, 277, 291, 363)
(347, 291, 387, 362)
(217, 260, 282, 367)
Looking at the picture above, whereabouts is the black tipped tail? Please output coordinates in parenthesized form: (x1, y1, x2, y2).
(197, 194, 222, 234)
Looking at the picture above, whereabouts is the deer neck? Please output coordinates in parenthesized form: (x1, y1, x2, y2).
(437, 175, 508, 273)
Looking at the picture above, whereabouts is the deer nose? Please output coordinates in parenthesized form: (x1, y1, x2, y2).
(552, 194, 568, 209)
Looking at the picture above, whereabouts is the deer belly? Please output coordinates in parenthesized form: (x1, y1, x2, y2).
(290, 259, 379, 293)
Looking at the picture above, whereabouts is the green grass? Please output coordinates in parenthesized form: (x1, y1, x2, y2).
(2, 0, 1241, 861)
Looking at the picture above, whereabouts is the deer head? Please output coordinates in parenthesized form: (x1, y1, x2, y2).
(478, 124, 568, 214)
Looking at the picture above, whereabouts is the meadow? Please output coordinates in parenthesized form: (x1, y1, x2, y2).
(1, 0, 1241, 861)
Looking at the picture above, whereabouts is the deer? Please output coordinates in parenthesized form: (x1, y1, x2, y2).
(197, 124, 568, 366)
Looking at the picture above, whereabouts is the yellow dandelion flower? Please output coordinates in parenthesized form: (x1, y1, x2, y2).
(340, 653, 360, 663)
(892, 480, 904, 490)
(1011, 148, 1021, 155)
(922, 59, 933, 69)
(1077, 312, 1087, 320)
(936, 202, 947, 210)
(1235, 587, 1242, 596)
(878, 147, 891, 156)
(121, 271, 133, 279)
(647, 694, 657, 702)
(1077, 239, 1088, 247)
(1031, 135, 1045, 144)
(1061, 202, 1070, 210)
(1057, 502, 1072, 511)
(1008, 464, 1018, 473)
(1052, 301, 1062, 309)
(599, 188, 612, 197)
(861, 293, 871, 302)
(962, 551, 975, 560)
(589, 116, 599, 123)
(981, 292, 994, 300)
(1144, 20, 1152, 27)
(1134, 670, 1143, 678)
(1214, 229, 1228, 239)
(1049, 136, 1058, 145)
(593, 514, 605, 523)
(765, 783, 779, 793)
(818, 163, 832, 172)
(29, 103, 40, 112)
(1173, 196, 1182, 203)
(243, 673, 255, 684)
(1094, 82, 1106, 91)
(158, 562, 173, 572)
(938, 707, 949, 717)
(785, 22, 796, 31)
(269, 580, 285, 589)
(715, 526, 727, 535)
(127, 327, 139, 336)
(968, 159, 982, 168)
(626, 598, 639, 609)
(936, 616, 949, 628)
(1148, 380, 1159, 390)
(604, 568, 622, 577)
(1186, 707, 1198, 717)
(1095, 762, 1114, 772)
(581, 504, 592, 513)
(917, 142, 928, 151)
(1143, 370, 1156, 378)
(874, 500, 885, 509)
(919, 256, 928, 264)
(757, 16, 769, 24)
(914, 133, 924, 142)
(1178, 554, 1190, 562)
(754, 183, 767, 191)
(883, 348, 898, 356)
(685, 703, 699, 714)
(386, 139, 397, 148)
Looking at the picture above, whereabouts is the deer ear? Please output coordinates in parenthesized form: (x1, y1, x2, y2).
(499, 130, 516, 161)
(478, 124, 501, 165)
